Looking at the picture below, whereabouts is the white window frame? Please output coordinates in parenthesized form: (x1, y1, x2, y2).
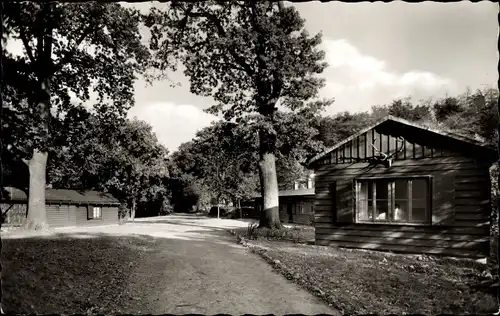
(355, 176, 432, 225)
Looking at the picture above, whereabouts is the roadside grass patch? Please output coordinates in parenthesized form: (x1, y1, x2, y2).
(233, 223, 314, 243)
(1, 233, 158, 314)
(246, 241, 498, 315)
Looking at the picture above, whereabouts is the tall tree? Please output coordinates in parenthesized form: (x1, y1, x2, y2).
(146, 1, 332, 228)
(497, 82, 500, 275)
(47, 105, 115, 189)
(371, 97, 433, 123)
(432, 88, 499, 146)
(171, 121, 259, 216)
(106, 118, 170, 221)
(48, 113, 170, 220)
(2, 3, 149, 229)
(314, 111, 374, 147)
(433, 96, 464, 122)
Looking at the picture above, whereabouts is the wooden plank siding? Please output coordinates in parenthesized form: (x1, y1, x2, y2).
(46, 204, 72, 227)
(68, 205, 77, 226)
(1, 202, 118, 227)
(279, 196, 315, 225)
(312, 125, 494, 258)
(75, 205, 119, 226)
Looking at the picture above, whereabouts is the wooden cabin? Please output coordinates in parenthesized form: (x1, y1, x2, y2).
(253, 188, 315, 225)
(308, 115, 498, 258)
(1, 187, 120, 228)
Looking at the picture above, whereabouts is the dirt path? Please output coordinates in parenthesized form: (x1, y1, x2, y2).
(3, 214, 338, 315)
(125, 229, 337, 315)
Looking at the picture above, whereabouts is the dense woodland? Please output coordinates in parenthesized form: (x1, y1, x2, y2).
(1, 2, 498, 226)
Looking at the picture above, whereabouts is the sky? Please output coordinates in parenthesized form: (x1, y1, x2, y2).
(6, 2, 499, 152)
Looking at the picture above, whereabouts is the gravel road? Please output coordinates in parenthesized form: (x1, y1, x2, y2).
(3, 214, 338, 315)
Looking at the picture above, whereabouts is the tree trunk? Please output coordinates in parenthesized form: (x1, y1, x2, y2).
(24, 7, 54, 231)
(24, 150, 49, 230)
(497, 99, 500, 272)
(258, 153, 281, 229)
(258, 126, 282, 229)
(238, 199, 242, 219)
(130, 198, 136, 222)
(216, 193, 222, 219)
(25, 76, 51, 231)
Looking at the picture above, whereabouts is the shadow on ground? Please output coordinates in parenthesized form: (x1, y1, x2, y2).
(1, 227, 246, 315)
(2, 225, 336, 315)
(1, 210, 338, 315)
(2, 232, 158, 314)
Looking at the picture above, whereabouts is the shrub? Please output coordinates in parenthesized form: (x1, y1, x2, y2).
(118, 203, 128, 224)
(244, 223, 306, 243)
(209, 206, 237, 218)
(247, 223, 259, 240)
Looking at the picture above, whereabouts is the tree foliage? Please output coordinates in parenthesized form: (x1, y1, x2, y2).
(2, 2, 150, 229)
(314, 111, 374, 147)
(146, 1, 332, 121)
(47, 112, 171, 218)
(434, 88, 499, 146)
(315, 88, 499, 150)
(170, 121, 259, 210)
(169, 112, 324, 211)
(3, 2, 149, 156)
(146, 1, 331, 228)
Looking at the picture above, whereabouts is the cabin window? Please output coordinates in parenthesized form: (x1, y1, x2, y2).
(302, 202, 313, 214)
(93, 207, 102, 219)
(355, 178, 430, 224)
(88, 206, 102, 220)
(298, 203, 304, 214)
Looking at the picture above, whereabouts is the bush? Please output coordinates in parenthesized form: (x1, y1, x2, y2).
(159, 199, 173, 216)
(158, 206, 173, 216)
(244, 223, 306, 243)
(247, 223, 258, 240)
(118, 203, 128, 224)
(208, 206, 238, 218)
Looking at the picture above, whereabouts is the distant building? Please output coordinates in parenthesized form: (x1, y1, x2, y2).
(280, 170, 316, 191)
(1, 187, 120, 228)
(252, 171, 316, 225)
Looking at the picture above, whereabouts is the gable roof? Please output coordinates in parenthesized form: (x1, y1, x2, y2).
(308, 115, 496, 166)
(251, 188, 315, 199)
(0, 187, 120, 205)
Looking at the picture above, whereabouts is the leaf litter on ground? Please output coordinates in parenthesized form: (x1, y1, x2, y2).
(245, 239, 498, 315)
(2, 234, 159, 314)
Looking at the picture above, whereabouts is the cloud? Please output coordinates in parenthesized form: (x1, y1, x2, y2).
(127, 102, 219, 152)
(319, 38, 457, 114)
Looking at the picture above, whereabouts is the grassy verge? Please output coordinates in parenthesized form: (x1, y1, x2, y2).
(244, 240, 499, 315)
(230, 223, 315, 244)
(1, 233, 157, 314)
